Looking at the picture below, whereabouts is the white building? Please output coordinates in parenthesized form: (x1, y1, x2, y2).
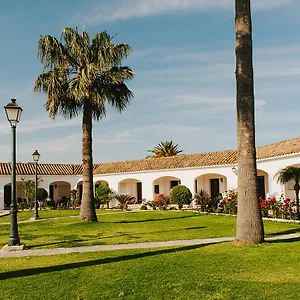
(1, 137, 300, 209)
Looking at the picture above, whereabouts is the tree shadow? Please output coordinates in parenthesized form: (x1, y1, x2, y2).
(0, 243, 214, 281)
(99, 226, 206, 241)
(26, 239, 88, 249)
(266, 228, 300, 236)
(98, 214, 198, 224)
(266, 237, 300, 244)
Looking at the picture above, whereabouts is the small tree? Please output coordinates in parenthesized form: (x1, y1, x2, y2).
(276, 166, 300, 219)
(21, 178, 35, 208)
(170, 185, 192, 210)
(194, 189, 209, 211)
(115, 194, 135, 210)
(30, 188, 48, 209)
(95, 184, 114, 209)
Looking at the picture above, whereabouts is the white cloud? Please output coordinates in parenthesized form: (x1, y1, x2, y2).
(0, 115, 81, 136)
(81, 0, 296, 24)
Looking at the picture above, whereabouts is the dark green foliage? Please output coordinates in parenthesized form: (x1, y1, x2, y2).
(95, 184, 114, 208)
(31, 188, 48, 202)
(194, 189, 210, 212)
(147, 141, 183, 158)
(170, 185, 192, 209)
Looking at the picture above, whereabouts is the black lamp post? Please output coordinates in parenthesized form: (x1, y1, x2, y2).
(32, 150, 40, 220)
(4, 98, 23, 247)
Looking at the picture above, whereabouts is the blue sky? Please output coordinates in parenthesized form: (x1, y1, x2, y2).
(0, 0, 299, 164)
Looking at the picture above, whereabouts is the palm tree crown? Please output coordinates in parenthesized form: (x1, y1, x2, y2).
(34, 28, 134, 120)
(34, 27, 134, 221)
(276, 166, 300, 185)
(147, 141, 183, 158)
(276, 166, 300, 219)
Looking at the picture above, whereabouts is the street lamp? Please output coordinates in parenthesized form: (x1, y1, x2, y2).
(32, 150, 41, 220)
(232, 166, 238, 175)
(4, 99, 23, 248)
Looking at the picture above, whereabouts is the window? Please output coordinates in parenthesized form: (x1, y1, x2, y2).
(170, 180, 179, 189)
(154, 185, 159, 194)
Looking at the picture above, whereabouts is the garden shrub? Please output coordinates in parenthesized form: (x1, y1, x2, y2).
(95, 184, 114, 208)
(170, 185, 192, 209)
(140, 204, 148, 210)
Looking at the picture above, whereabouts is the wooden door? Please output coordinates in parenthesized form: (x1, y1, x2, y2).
(210, 179, 220, 199)
(257, 176, 265, 199)
(137, 182, 142, 203)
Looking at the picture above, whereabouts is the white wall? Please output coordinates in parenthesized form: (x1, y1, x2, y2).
(1, 153, 300, 209)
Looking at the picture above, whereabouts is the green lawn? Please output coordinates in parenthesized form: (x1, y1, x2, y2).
(0, 239, 299, 299)
(0, 211, 299, 249)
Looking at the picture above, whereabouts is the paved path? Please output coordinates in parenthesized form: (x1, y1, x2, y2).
(0, 210, 9, 217)
(1, 233, 299, 258)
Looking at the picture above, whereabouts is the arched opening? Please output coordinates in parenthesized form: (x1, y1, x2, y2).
(257, 169, 269, 199)
(4, 181, 26, 209)
(95, 180, 109, 190)
(152, 176, 181, 200)
(76, 181, 83, 202)
(194, 173, 227, 199)
(49, 181, 71, 202)
(118, 178, 142, 203)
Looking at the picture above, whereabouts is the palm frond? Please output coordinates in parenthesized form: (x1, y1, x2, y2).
(35, 27, 134, 121)
(147, 141, 183, 158)
(276, 166, 300, 184)
(38, 35, 77, 69)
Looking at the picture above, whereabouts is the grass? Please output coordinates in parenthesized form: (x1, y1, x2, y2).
(0, 239, 299, 299)
(0, 210, 299, 249)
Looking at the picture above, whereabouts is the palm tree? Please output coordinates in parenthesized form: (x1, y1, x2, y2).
(34, 27, 134, 222)
(276, 166, 300, 219)
(235, 0, 264, 244)
(147, 141, 183, 158)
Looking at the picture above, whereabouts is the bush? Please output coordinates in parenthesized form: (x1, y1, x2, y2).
(31, 188, 48, 202)
(170, 185, 192, 209)
(95, 184, 114, 209)
(140, 204, 148, 210)
(194, 189, 210, 212)
(115, 194, 135, 210)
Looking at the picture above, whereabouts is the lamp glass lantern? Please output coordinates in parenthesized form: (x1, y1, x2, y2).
(4, 99, 23, 127)
(32, 150, 40, 162)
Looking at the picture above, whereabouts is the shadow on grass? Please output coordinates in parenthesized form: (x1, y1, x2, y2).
(266, 237, 300, 244)
(26, 239, 88, 249)
(98, 214, 198, 224)
(267, 228, 300, 236)
(97, 226, 206, 241)
(0, 243, 214, 280)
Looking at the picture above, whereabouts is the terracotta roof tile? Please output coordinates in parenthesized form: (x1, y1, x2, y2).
(0, 137, 300, 176)
(93, 137, 300, 175)
(0, 163, 101, 176)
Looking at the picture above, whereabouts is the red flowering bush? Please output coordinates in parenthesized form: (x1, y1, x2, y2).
(259, 196, 297, 219)
(148, 194, 170, 210)
(217, 189, 238, 214)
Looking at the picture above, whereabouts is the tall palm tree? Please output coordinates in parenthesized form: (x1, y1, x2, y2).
(235, 0, 264, 244)
(276, 166, 300, 219)
(147, 141, 183, 158)
(34, 27, 134, 222)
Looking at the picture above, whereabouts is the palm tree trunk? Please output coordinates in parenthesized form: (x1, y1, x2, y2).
(235, 0, 264, 244)
(79, 101, 98, 222)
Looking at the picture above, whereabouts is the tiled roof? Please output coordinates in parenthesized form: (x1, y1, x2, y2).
(93, 136, 300, 175)
(256, 136, 300, 159)
(0, 163, 101, 176)
(0, 137, 300, 176)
